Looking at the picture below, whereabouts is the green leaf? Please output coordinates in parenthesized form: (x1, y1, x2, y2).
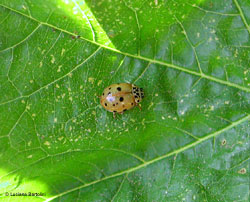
(0, 0, 249, 201)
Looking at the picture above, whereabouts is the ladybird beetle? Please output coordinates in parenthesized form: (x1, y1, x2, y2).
(100, 83, 144, 118)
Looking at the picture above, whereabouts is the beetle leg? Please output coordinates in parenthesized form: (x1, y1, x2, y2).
(113, 111, 116, 118)
(136, 103, 142, 111)
(119, 111, 124, 115)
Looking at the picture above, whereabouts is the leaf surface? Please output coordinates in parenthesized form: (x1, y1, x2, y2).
(0, 0, 249, 201)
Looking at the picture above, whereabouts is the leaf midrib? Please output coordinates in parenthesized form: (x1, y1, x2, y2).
(43, 114, 250, 201)
(0, 3, 249, 102)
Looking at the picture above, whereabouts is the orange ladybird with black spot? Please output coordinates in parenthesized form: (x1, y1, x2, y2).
(100, 83, 144, 117)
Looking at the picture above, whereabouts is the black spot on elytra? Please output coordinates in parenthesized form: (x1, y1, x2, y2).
(105, 103, 107, 106)
(113, 104, 115, 106)
(135, 95, 138, 98)
(131, 103, 134, 105)
(136, 93, 140, 96)
(133, 87, 136, 89)
(119, 97, 124, 102)
(113, 110, 117, 112)
(108, 92, 111, 95)
(116, 103, 118, 105)
(102, 93, 104, 95)
(117, 87, 121, 91)
(109, 87, 111, 90)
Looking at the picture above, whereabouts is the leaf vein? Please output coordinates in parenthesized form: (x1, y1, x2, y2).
(44, 114, 250, 201)
(187, 3, 240, 17)
(72, 0, 96, 42)
(0, 23, 41, 53)
(174, 15, 203, 74)
(110, 173, 127, 202)
(0, 47, 101, 106)
(233, 0, 250, 34)
(0, 4, 249, 94)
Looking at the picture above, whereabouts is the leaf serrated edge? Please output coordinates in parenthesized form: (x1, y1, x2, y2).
(44, 114, 250, 201)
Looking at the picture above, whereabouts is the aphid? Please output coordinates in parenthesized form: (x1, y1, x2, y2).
(100, 83, 144, 118)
